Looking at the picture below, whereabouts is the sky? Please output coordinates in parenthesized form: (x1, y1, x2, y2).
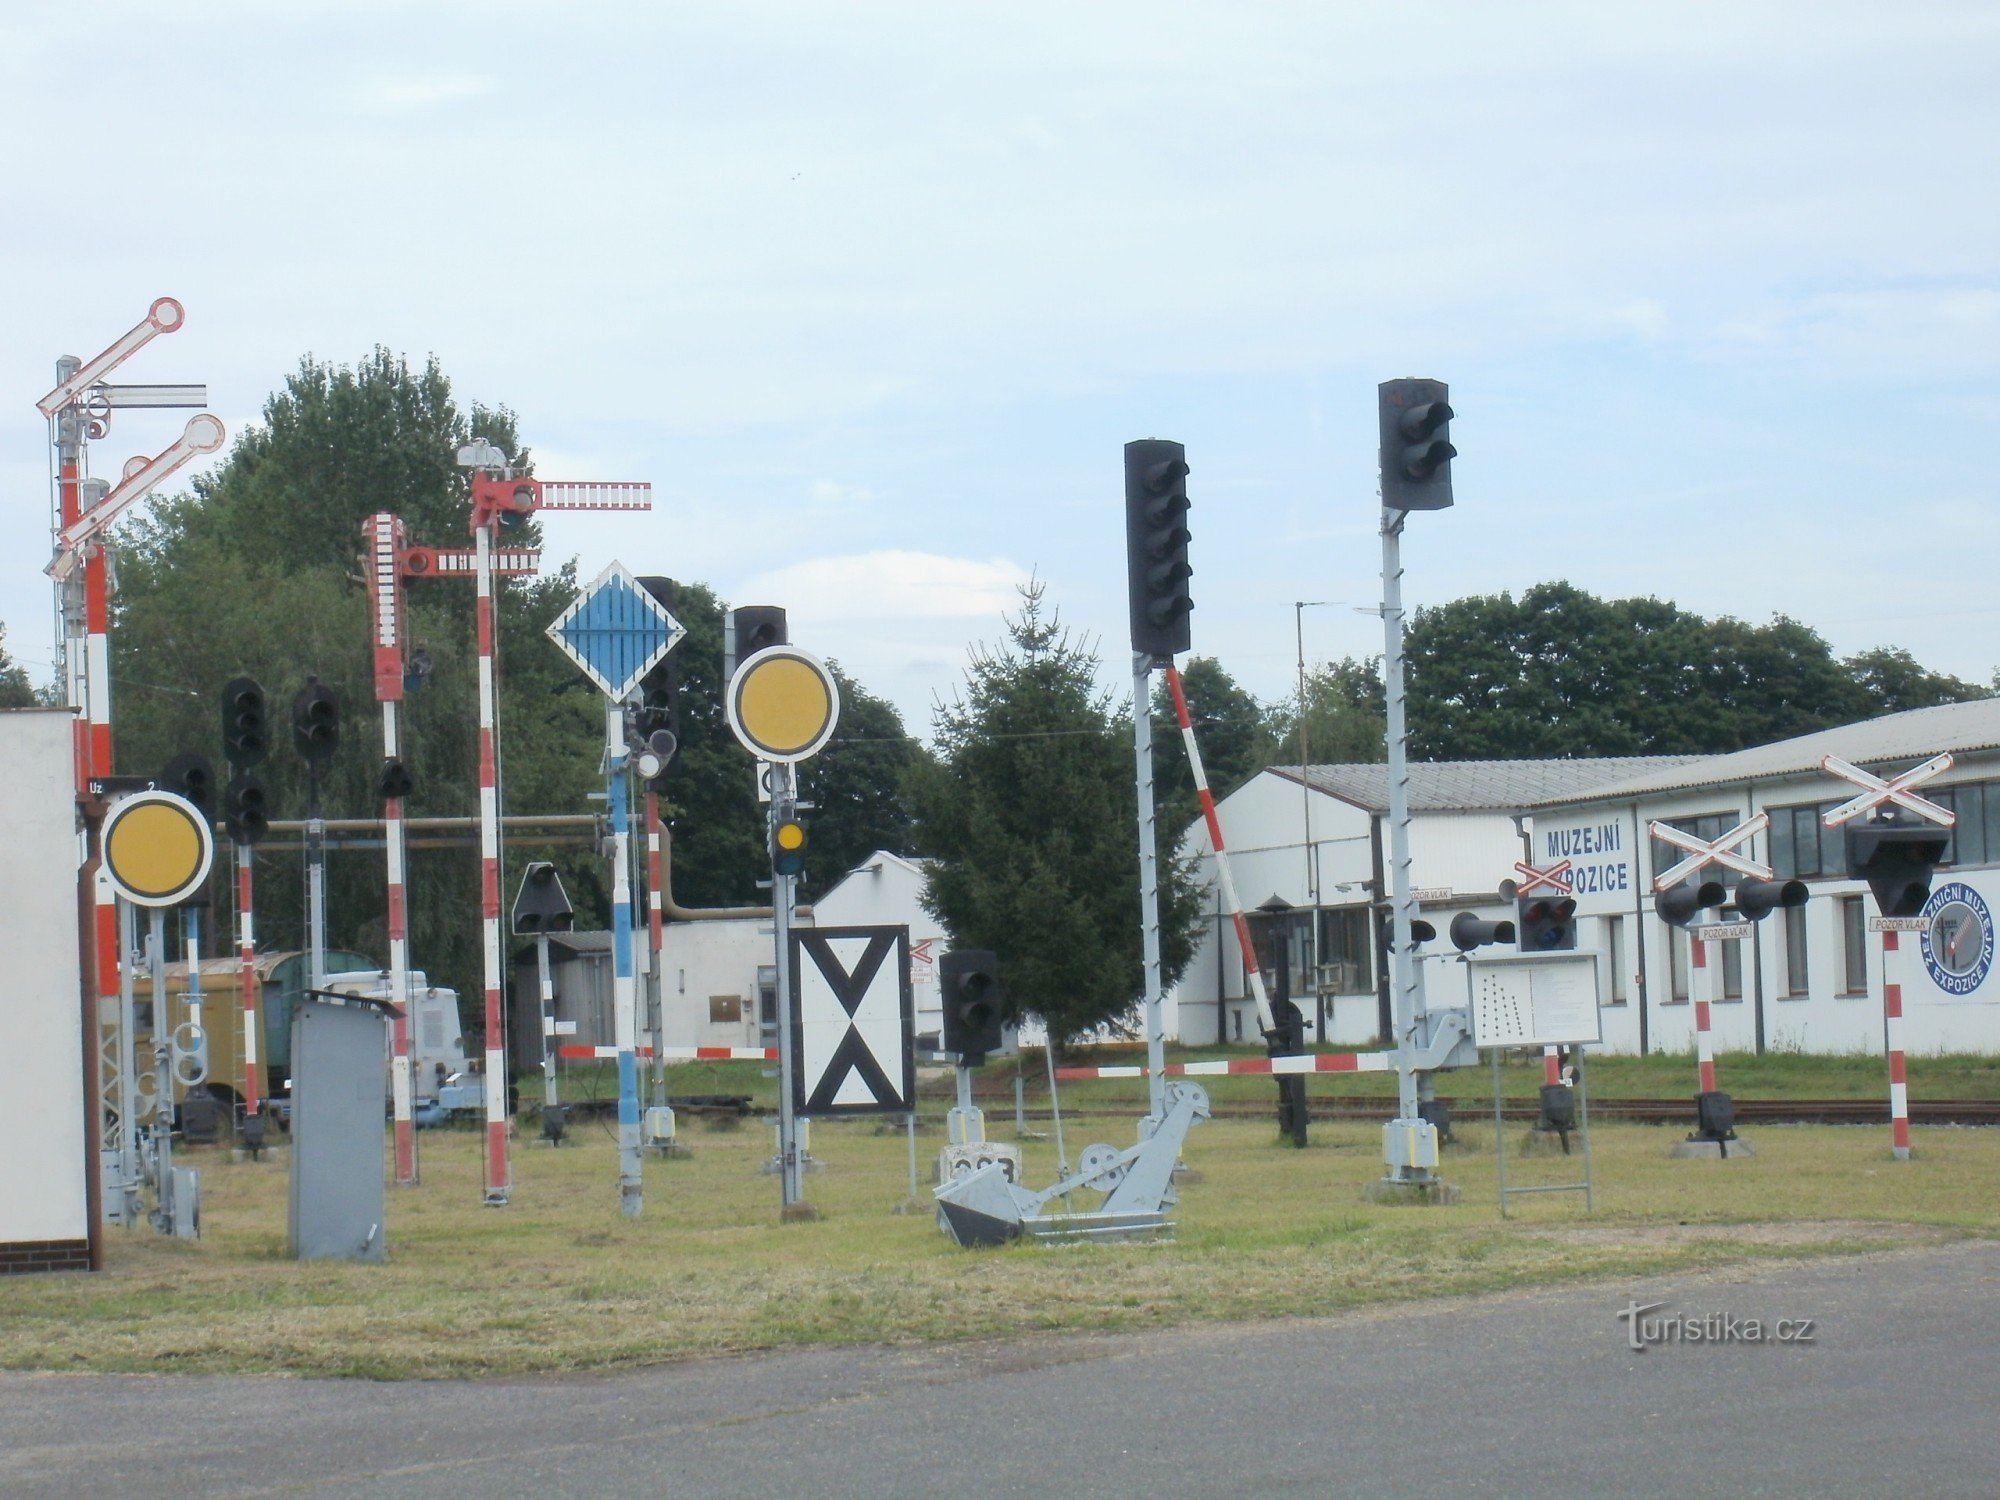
(5, 2, 1997, 740)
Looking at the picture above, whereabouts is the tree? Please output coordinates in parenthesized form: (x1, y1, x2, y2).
(0, 626, 38, 708)
(1400, 582, 1987, 759)
(1265, 656, 1386, 770)
(1150, 655, 1275, 837)
(911, 583, 1205, 1048)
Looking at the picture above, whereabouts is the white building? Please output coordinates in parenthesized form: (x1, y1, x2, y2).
(1530, 698, 2000, 1057)
(1173, 757, 1706, 1048)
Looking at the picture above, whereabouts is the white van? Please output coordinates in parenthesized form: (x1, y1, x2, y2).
(317, 970, 470, 1107)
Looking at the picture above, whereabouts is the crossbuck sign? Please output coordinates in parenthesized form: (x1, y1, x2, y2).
(1649, 813, 1771, 892)
(1819, 753, 1956, 829)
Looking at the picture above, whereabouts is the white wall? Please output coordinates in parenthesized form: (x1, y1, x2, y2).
(1, 711, 89, 1255)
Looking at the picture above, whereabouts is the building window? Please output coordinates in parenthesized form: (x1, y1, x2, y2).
(1781, 904, 1809, 998)
(1316, 907, 1372, 995)
(1717, 938, 1744, 1001)
(1605, 915, 1627, 1006)
(1768, 801, 1844, 879)
(1667, 930, 1688, 1004)
(1839, 896, 1868, 996)
(1247, 908, 1315, 1002)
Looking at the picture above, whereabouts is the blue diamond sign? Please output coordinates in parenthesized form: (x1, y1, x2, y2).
(545, 561, 684, 700)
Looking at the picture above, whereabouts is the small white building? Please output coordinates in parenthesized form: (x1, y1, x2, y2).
(1531, 698, 2000, 1057)
(647, 850, 945, 1054)
(1173, 758, 1707, 1048)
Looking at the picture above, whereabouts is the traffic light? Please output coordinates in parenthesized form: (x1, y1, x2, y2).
(220, 677, 269, 768)
(1449, 910, 1518, 951)
(725, 605, 787, 683)
(1653, 879, 1726, 929)
(1123, 437, 1192, 659)
(1733, 876, 1809, 922)
(291, 676, 341, 764)
(939, 949, 1004, 1067)
(1846, 808, 1951, 918)
(377, 757, 415, 802)
(1516, 894, 1578, 950)
(1378, 378, 1456, 511)
(771, 805, 808, 879)
(160, 752, 217, 817)
(223, 772, 270, 846)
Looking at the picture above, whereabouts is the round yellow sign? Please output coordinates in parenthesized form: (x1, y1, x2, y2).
(726, 647, 840, 763)
(102, 790, 214, 907)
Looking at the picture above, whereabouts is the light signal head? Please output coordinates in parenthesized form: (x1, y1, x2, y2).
(224, 771, 270, 846)
(1123, 438, 1193, 659)
(1378, 378, 1456, 511)
(220, 677, 269, 768)
(1653, 880, 1727, 929)
(1516, 893, 1579, 950)
(771, 808, 808, 878)
(291, 676, 341, 764)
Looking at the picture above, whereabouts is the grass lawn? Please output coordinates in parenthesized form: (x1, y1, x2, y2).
(3, 1103, 1994, 1380)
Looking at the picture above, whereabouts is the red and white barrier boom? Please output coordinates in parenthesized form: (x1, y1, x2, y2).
(1164, 664, 1275, 1037)
(1821, 752, 1955, 1161)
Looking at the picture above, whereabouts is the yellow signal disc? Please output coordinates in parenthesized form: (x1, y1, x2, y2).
(727, 647, 840, 763)
(102, 791, 214, 907)
(775, 821, 807, 850)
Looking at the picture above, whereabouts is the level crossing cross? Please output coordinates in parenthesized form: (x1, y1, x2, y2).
(1649, 813, 1771, 892)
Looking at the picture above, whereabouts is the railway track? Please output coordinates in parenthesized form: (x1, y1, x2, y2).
(1133, 1097, 2000, 1127)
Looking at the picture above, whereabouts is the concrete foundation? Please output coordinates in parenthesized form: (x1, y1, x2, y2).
(1363, 1177, 1462, 1206)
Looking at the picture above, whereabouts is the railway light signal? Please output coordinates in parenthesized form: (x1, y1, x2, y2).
(223, 772, 270, 846)
(725, 605, 788, 684)
(1123, 438, 1193, 659)
(939, 949, 1004, 1068)
(1516, 894, 1578, 950)
(291, 676, 341, 764)
(1653, 879, 1726, 929)
(1378, 378, 1456, 512)
(1449, 910, 1517, 950)
(220, 677, 269, 768)
(771, 805, 809, 879)
(1845, 807, 1952, 918)
(511, 860, 576, 936)
(377, 756, 415, 802)
(1733, 876, 1809, 922)
(160, 751, 217, 817)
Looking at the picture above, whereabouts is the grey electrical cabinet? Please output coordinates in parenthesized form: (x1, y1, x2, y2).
(288, 997, 389, 1262)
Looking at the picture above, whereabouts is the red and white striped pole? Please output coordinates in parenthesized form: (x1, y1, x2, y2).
(236, 847, 261, 1119)
(474, 520, 511, 1205)
(1165, 664, 1274, 1035)
(366, 513, 417, 1184)
(646, 790, 668, 1094)
(1692, 934, 1717, 1094)
(1882, 929, 1913, 1161)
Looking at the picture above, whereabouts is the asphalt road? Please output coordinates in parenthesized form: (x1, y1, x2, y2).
(5, 1240, 1996, 1499)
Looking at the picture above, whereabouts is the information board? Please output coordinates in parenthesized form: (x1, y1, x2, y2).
(1467, 951, 1602, 1049)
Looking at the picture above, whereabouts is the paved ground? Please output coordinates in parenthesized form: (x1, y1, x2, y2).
(4, 1239, 1997, 1498)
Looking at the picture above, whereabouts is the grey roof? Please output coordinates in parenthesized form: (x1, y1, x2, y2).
(1529, 697, 2000, 808)
(1270, 757, 1712, 814)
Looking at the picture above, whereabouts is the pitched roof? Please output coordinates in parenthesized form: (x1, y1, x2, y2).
(1269, 757, 1711, 813)
(1528, 697, 2000, 807)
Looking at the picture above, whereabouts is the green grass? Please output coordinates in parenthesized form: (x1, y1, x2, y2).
(2, 1107, 1993, 1379)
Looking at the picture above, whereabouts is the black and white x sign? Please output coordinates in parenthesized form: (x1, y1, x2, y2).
(789, 925, 914, 1115)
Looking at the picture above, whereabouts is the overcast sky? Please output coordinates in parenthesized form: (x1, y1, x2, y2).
(5, 2, 1997, 738)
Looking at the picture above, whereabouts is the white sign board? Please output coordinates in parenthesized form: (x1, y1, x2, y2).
(2, 711, 90, 1268)
(1467, 951, 1602, 1049)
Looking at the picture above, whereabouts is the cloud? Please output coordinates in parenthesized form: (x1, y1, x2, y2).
(736, 551, 1029, 623)
(348, 72, 494, 116)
